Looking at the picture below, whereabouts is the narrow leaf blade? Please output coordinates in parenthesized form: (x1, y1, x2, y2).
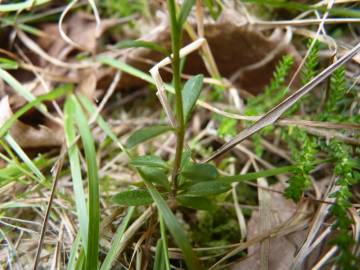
(126, 125, 172, 149)
(178, 0, 196, 26)
(71, 96, 100, 268)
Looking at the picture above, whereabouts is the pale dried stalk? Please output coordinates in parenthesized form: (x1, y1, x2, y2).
(202, 41, 360, 163)
(58, 0, 85, 50)
(252, 160, 271, 270)
(149, 67, 176, 127)
(32, 148, 66, 270)
(17, 31, 90, 69)
(287, 0, 335, 88)
(232, 160, 251, 241)
(311, 246, 337, 270)
(149, 38, 206, 127)
(291, 178, 338, 270)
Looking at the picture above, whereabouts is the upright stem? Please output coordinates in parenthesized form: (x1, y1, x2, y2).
(167, 0, 184, 195)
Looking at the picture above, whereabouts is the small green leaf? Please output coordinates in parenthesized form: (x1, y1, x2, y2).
(182, 75, 204, 123)
(115, 40, 169, 56)
(185, 181, 230, 196)
(178, 0, 196, 26)
(177, 195, 215, 211)
(140, 167, 170, 191)
(181, 163, 218, 181)
(130, 155, 168, 170)
(126, 125, 173, 149)
(112, 189, 153, 206)
(0, 58, 18, 70)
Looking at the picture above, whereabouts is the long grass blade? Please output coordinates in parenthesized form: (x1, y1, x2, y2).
(0, 0, 50, 12)
(63, 97, 89, 251)
(4, 134, 45, 182)
(77, 94, 128, 154)
(71, 96, 100, 269)
(66, 233, 81, 270)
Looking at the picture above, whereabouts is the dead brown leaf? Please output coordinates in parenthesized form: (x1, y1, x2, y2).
(232, 183, 307, 270)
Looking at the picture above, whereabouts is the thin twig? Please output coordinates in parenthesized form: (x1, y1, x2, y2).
(32, 146, 66, 270)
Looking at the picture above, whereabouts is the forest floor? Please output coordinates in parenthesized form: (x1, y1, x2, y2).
(0, 1, 359, 269)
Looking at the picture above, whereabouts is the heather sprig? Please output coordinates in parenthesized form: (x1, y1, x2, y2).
(284, 128, 317, 201)
(327, 140, 360, 269)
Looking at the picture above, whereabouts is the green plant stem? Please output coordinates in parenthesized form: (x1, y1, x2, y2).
(167, 0, 184, 195)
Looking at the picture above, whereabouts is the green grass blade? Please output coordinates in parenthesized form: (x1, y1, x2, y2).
(71, 96, 100, 270)
(4, 134, 45, 182)
(66, 233, 81, 270)
(153, 239, 165, 270)
(178, 0, 195, 26)
(100, 207, 135, 270)
(0, 0, 50, 12)
(63, 98, 89, 251)
(0, 68, 44, 111)
(159, 213, 171, 270)
(0, 57, 18, 70)
(76, 94, 127, 153)
(0, 84, 71, 139)
(139, 170, 203, 270)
